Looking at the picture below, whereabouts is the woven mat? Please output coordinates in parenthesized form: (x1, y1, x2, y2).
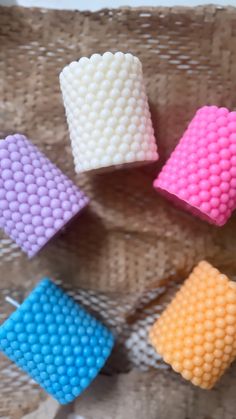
(1, 5, 236, 418)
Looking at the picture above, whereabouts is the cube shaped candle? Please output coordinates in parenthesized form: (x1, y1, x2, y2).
(0, 134, 88, 257)
(154, 106, 236, 226)
(149, 261, 236, 389)
(59, 51, 158, 173)
(0, 279, 114, 404)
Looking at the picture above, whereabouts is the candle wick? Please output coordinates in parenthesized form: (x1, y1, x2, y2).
(5, 296, 20, 308)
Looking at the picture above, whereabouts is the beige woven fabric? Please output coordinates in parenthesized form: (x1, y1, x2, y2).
(1, 5, 236, 418)
(72, 369, 236, 419)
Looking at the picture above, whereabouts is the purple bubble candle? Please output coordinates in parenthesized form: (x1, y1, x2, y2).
(0, 134, 89, 257)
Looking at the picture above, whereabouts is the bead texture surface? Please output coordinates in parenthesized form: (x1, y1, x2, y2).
(60, 52, 158, 173)
(0, 279, 114, 404)
(149, 261, 236, 389)
(154, 106, 236, 226)
(0, 134, 88, 257)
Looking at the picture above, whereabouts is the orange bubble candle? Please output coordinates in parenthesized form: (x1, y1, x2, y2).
(149, 261, 236, 389)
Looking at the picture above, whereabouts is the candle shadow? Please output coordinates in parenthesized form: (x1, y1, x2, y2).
(38, 208, 109, 290)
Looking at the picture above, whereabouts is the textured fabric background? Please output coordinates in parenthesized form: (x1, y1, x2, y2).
(1, 5, 236, 418)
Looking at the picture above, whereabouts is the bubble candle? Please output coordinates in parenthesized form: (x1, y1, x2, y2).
(60, 52, 158, 174)
(0, 279, 114, 404)
(154, 106, 236, 226)
(0, 134, 88, 257)
(149, 261, 236, 389)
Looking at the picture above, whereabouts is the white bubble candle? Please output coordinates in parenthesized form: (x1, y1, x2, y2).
(60, 52, 158, 174)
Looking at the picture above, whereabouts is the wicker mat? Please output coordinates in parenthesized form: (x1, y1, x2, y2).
(1, 5, 236, 418)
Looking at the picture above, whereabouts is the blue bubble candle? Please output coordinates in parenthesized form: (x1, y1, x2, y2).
(0, 279, 114, 404)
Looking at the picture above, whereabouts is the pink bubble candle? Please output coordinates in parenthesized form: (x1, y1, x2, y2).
(154, 106, 236, 226)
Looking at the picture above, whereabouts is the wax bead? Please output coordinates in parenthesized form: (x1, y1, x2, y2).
(154, 106, 236, 226)
(60, 52, 158, 173)
(0, 134, 88, 257)
(0, 279, 114, 404)
(149, 261, 236, 389)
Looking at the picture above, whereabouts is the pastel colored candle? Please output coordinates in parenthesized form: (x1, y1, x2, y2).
(149, 261, 236, 389)
(0, 134, 89, 257)
(59, 51, 158, 174)
(0, 279, 114, 404)
(154, 106, 236, 226)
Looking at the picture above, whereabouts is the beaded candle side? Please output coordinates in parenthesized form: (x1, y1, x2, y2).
(154, 106, 236, 226)
(149, 261, 236, 389)
(0, 134, 88, 257)
(0, 279, 114, 404)
(60, 52, 158, 174)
